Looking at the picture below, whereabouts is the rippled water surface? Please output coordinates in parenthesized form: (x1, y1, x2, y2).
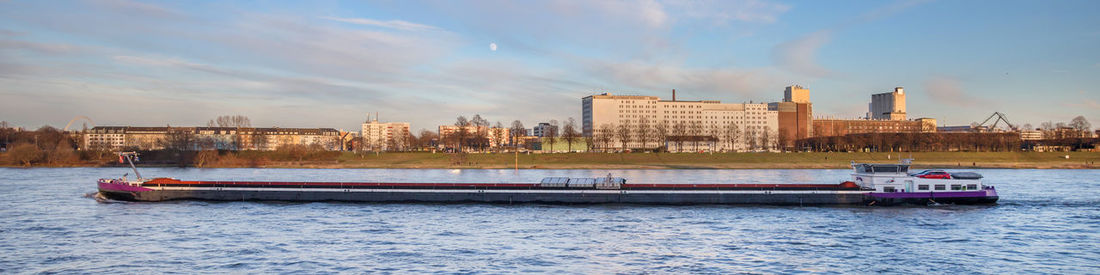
(1, 168, 1099, 274)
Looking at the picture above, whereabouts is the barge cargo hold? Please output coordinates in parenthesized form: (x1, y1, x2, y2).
(96, 153, 998, 206)
(97, 178, 875, 205)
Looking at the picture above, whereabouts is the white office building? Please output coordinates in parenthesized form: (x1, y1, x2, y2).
(582, 92, 778, 152)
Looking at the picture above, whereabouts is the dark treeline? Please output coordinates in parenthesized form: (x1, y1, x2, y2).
(796, 132, 1097, 152)
(0, 125, 90, 166)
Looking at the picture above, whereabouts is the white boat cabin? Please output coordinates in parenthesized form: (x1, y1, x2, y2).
(851, 160, 985, 193)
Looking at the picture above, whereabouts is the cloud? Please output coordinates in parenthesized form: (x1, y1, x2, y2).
(663, 0, 791, 24)
(0, 0, 789, 130)
(88, 0, 185, 18)
(771, 0, 929, 77)
(1063, 98, 1100, 109)
(638, 0, 669, 27)
(320, 16, 442, 32)
(583, 60, 783, 100)
(771, 30, 833, 78)
(0, 39, 84, 54)
(924, 75, 980, 107)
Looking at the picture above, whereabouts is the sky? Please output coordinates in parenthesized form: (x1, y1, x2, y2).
(1, 0, 1098, 132)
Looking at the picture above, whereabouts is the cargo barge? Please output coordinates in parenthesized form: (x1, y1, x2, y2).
(97, 153, 997, 206)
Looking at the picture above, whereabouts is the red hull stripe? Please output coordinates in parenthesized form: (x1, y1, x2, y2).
(143, 178, 853, 189)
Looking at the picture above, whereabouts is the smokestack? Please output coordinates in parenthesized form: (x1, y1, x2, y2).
(672, 89, 676, 101)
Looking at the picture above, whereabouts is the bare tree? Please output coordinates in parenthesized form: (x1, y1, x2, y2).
(416, 129, 437, 149)
(597, 124, 614, 152)
(214, 115, 251, 128)
(653, 120, 669, 152)
(616, 120, 633, 150)
(161, 127, 196, 151)
(1070, 116, 1092, 138)
(251, 130, 269, 151)
(723, 123, 740, 152)
(492, 121, 506, 152)
(545, 119, 559, 152)
(471, 114, 490, 152)
(454, 116, 470, 152)
(707, 123, 720, 152)
(688, 121, 703, 152)
(636, 116, 651, 151)
(746, 129, 757, 151)
(1039, 121, 1055, 139)
(562, 118, 579, 152)
(509, 120, 525, 148)
(583, 131, 595, 152)
(671, 121, 687, 152)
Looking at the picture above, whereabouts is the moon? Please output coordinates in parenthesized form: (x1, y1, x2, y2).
(489, 42, 497, 51)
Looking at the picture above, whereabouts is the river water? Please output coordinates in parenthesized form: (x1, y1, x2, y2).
(1, 168, 1098, 274)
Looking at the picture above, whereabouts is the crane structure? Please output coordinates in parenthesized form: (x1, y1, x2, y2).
(974, 112, 1017, 132)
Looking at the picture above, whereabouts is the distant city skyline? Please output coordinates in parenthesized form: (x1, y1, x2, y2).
(1, 0, 1097, 132)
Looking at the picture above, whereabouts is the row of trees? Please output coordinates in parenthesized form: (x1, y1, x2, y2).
(796, 132, 1027, 152)
(433, 116, 780, 153)
(437, 114, 565, 152)
(0, 124, 89, 166)
(590, 118, 779, 152)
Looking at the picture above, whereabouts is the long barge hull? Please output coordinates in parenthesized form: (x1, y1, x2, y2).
(97, 179, 997, 206)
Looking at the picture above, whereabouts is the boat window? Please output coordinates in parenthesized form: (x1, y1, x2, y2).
(883, 186, 895, 192)
(934, 185, 946, 190)
(872, 165, 898, 173)
(951, 185, 963, 190)
(918, 185, 929, 190)
(967, 184, 978, 190)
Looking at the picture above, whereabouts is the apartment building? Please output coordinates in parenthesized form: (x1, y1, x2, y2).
(83, 126, 342, 151)
(361, 117, 411, 151)
(582, 92, 778, 152)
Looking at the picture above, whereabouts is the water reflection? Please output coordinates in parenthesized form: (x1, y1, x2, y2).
(0, 168, 1097, 273)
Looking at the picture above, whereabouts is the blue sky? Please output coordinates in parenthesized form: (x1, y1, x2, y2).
(1, 0, 1097, 132)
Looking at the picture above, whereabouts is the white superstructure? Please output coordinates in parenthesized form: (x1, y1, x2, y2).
(851, 160, 986, 193)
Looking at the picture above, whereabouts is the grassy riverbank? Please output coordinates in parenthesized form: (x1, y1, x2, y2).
(4, 151, 1098, 169)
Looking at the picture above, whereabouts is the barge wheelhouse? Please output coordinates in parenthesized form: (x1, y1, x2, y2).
(852, 160, 998, 205)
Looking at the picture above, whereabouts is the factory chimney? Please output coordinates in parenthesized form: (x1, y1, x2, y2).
(672, 89, 676, 101)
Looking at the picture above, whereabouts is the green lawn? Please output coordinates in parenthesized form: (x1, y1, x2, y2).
(323, 151, 1100, 169)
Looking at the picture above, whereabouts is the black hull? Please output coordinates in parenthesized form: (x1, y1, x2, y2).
(868, 196, 1000, 206)
(100, 189, 871, 205)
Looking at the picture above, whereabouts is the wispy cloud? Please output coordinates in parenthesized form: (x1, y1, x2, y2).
(924, 75, 981, 107)
(0, 38, 84, 54)
(88, 0, 185, 18)
(321, 16, 442, 32)
(663, 0, 791, 24)
(771, 0, 930, 77)
(1062, 98, 1100, 109)
(771, 30, 833, 78)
